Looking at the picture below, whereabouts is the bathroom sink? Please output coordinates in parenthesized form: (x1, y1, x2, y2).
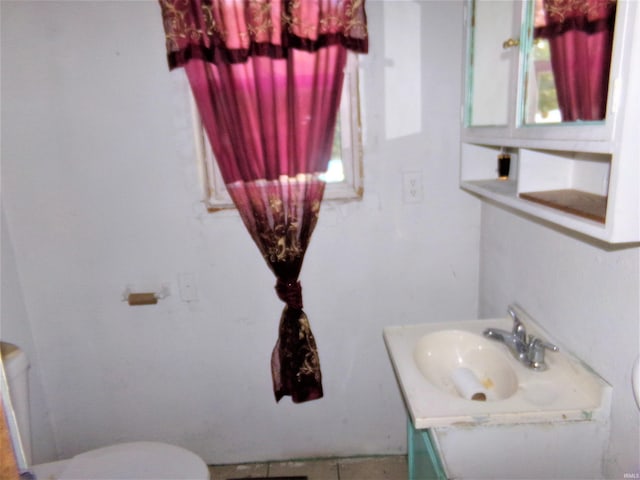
(414, 330, 518, 401)
(384, 317, 611, 429)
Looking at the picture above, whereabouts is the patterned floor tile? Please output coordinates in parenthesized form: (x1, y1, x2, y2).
(338, 456, 408, 480)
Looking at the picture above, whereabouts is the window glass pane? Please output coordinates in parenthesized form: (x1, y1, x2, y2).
(195, 54, 362, 209)
(319, 118, 344, 183)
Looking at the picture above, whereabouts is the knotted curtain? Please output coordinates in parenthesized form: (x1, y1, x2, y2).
(158, 0, 368, 403)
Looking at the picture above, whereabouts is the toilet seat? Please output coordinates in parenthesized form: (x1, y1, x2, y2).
(32, 442, 210, 480)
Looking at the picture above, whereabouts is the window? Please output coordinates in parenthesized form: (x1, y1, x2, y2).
(524, 39, 560, 124)
(191, 53, 364, 211)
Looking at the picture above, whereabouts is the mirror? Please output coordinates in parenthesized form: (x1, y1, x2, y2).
(466, 0, 617, 127)
(465, 0, 518, 127)
(523, 0, 617, 125)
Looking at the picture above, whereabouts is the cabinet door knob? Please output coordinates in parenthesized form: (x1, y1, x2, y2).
(502, 38, 520, 49)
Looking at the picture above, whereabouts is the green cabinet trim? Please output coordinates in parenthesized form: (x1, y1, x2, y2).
(407, 418, 447, 480)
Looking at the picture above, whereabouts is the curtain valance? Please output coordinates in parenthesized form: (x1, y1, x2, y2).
(159, 0, 368, 69)
(535, 0, 616, 37)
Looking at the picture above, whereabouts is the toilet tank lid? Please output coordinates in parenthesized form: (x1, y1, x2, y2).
(58, 442, 210, 480)
(0, 342, 29, 377)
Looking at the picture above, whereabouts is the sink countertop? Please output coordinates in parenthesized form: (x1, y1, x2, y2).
(383, 317, 612, 429)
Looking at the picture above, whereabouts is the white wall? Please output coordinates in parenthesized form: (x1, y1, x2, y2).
(479, 203, 640, 479)
(1, 0, 480, 464)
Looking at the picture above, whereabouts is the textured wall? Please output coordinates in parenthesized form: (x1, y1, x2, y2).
(479, 203, 640, 478)
(1, 0, 480, 464)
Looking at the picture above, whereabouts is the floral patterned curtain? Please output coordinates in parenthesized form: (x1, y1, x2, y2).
(158, 0, 368, 403)
(534, 0, 616, 121)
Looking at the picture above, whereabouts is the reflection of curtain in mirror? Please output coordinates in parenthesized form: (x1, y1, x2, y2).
(158, 0, 368, 403)
(534, 0, 616, 121)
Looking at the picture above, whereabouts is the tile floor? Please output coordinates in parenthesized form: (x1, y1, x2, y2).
(209, 455, 407, 480)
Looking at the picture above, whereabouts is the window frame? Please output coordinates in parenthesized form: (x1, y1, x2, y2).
(191, 53, 364, 211)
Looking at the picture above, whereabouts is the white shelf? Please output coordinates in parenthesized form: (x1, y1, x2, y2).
(461, 179, 610, 241)
(460, 1, 640, 244)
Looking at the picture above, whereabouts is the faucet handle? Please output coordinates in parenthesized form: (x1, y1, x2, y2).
(526, 337, 559, 370)
(508, 306, 526, 342)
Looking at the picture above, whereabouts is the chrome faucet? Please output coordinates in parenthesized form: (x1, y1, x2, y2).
(483, 305, 559, 371)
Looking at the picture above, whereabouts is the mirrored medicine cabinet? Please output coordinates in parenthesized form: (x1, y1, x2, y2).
(460, 0, 640, 244)
(467, 0, 616, 129)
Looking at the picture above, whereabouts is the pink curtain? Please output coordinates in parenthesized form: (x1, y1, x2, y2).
(158, 0, 368, 403)
(534, 0, 616, 121)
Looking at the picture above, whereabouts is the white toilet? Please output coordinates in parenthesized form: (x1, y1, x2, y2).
(1, 342, 210, 480)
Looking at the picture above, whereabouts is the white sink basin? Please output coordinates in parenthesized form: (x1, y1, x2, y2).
(414, 330, 518, 401)
(384, 317, 611, 429)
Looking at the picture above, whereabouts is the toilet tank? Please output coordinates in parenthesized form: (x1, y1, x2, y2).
(1, 342, 32, 465)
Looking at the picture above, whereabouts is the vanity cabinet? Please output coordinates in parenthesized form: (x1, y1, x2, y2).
(407, 419, 446, 480)
(411, 419, 610, 479)
(460, 0, 640, 243)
